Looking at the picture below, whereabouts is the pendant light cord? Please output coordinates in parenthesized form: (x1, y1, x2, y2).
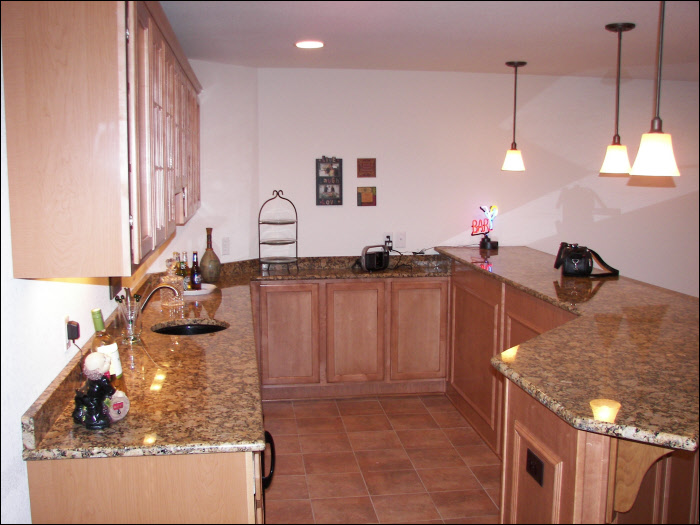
(613, 29, 623, 144)
(651, 1, 666, 131)
(511, 65, 519, 149)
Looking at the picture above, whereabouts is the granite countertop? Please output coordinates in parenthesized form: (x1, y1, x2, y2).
(436, 246, 699, 451)
(22, 256, 448, 461)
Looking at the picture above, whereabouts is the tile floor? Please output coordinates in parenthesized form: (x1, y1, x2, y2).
(262, 394, 501, 524)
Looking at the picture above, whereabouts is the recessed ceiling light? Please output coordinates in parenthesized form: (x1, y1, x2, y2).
(296, 40, 324, 49)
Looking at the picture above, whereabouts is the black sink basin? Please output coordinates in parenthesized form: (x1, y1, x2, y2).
(151, 319, 229, 336)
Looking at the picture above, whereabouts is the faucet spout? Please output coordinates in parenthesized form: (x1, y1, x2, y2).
(140, 284, 181, 312)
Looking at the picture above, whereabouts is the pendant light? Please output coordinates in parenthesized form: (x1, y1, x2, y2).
(502, 61, 526, 171)
(630, 1, 680, 177)
(600, 23, 635, 175)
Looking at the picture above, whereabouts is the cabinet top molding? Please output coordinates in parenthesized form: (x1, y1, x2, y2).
(436, 246, 699, 452)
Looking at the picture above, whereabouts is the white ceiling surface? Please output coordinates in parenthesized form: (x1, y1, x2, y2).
(160, 1, 699, 81)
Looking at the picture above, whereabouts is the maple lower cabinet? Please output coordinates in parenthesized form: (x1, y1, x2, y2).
(447, 262, 576, 457)
(252, 277, 448, 398)
(390, 278, 449, 380)
(326, 281, 386, 382)
(1, 1, 201, 277)
(257, 282, 320, 385)
(27, 451, 263, 524)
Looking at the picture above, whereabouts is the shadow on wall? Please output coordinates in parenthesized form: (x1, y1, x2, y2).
(554, 184, 621, 241)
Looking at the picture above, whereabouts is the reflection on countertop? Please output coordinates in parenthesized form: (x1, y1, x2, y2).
(436, 246, 699, 451)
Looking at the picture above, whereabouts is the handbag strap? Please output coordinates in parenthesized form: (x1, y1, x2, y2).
(588, 249, 619, 278)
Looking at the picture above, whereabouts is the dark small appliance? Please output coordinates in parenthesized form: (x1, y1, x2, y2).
(360, 245, 390, 272)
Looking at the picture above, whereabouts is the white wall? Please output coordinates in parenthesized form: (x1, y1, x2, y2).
(257, 68, 699, 295)
(2, 58, 698, 523)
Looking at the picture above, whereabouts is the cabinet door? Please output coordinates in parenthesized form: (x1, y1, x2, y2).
(503, 285, 576, 350)
(2, 1, 132, 277)
(327, 281, 385, 382)
(448, 264, 504, 454)
(390, 279, 448, 380)
(259, 283, 320, 385)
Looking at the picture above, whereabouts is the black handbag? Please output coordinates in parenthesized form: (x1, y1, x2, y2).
(554, 242, 619, 278)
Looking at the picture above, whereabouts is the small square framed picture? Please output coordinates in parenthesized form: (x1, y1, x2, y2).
(357, 158, 376, 178)
(357, 186, 376, 206)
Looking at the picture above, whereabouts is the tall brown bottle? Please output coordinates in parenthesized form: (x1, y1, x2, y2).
(191, 251, 202, 290)
(200, 227, 221, 283)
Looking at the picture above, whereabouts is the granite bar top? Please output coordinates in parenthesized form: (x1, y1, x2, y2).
(436, 246, 699, 451)
(22, 255, 448, 461)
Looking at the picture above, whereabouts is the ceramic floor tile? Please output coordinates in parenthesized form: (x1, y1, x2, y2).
(362, 469, 426, 495)
(420, 394, 458, 412)
(371, 493, 442, 522)
(395, 428, 452, 449)
(310, 496, 378, 524)
(347, 430, 403, 451)
(264, 418, 298, 436)
(417, 466, 482, 492)
(379, 396, 430, 414)
(303, 451, 360, 474)
(306, 472, 368, 499)
(275, 453, 306, 476)
(343, 413, 393, 432)
(444, 516, 500, 524)
(270, 434, 301, 455)
(442, 427, 483, 447)
(406, 447, 466, 470)
(336, 398, 384, 415)
(430, 409, 470, 428)
(470, 464, 502, 491)
(293, 399, 340, 418)
(265, 474, 309, 500)
(296, 416, 345, 435)
(486, 487, 501, 509)
(388, 413, 439, 430)
(262, 400, 295, 419)
(264, 499, 314, 524)
(298, 432, 352, 453)
(429, 489, 499, 519)
(455, 444, 501, 466)
(355, 448, 413, 472)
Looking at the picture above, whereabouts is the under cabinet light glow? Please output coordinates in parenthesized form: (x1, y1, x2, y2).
(296, 40, 324, 49)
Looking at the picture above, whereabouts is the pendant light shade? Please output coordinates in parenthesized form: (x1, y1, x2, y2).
(502, 61, 526, 172)
(600, 23, 635, 175)
(630, 1, 680, 177)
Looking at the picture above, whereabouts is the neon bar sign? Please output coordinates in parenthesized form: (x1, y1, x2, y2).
(471, 205, 498, 236)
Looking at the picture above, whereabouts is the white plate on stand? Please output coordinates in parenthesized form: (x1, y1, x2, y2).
(183, 283, 217, 296)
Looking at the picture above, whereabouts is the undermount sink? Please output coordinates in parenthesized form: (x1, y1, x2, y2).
(151, 319, 229, 336)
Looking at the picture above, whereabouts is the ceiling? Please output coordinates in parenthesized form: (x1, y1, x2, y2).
(160, 1, 699, 82)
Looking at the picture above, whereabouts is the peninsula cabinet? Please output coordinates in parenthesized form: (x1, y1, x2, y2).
(1, 1, 201, 278)
(447, 261, 576, 457)
(251, 277, 448, 399)
(501, 380, 699, 524)
(27, 450, 263, 523)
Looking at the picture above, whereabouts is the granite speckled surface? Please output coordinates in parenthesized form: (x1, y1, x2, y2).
(22, 255, 447, 461)
(436, 246, 699, 451)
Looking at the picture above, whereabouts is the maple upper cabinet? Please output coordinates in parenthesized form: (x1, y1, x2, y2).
(1, 1, 201, 278)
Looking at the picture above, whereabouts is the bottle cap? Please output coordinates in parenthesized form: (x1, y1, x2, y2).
(91, 308, 105, 331)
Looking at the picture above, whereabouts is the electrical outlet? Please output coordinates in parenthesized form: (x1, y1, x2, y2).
(64, 316, 71, 350)
(222, 236, 230, 256)
(395, 231, 406, 250)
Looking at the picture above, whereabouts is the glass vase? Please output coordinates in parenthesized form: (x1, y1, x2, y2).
(200, 227, 221, 283)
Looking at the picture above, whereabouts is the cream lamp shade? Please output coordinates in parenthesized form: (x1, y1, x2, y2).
(502, 148, 525, 171)
(600, 144, 631, 174)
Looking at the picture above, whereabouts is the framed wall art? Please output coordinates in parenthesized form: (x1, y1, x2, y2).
(357, 187, 376, 206)
(357, 158, 376, 178)
(316, 157, 343, 205)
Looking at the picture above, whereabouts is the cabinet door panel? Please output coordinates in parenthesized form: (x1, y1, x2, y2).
(449, 264, 503, 453)
(390, 279, 448, 380)
(327, 282, 385, 382)
(260, 284, 320, 384)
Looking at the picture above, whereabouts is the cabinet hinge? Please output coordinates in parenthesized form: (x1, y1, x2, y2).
(125, 28, 130, 42)
(129, 215, 134, 228)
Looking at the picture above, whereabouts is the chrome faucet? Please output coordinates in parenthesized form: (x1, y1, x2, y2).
(140, 284, 181, 312)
